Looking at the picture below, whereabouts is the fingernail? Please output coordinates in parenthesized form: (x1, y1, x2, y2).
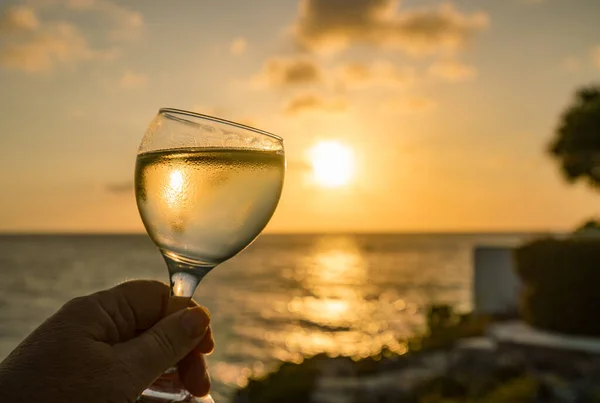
(180, 307, 210, 338)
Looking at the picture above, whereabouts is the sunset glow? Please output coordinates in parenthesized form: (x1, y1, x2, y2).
(309, 141, 355, 188)
(0, 0, 598, 233)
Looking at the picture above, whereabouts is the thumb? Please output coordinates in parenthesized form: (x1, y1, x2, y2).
(115, 306, 210, 390)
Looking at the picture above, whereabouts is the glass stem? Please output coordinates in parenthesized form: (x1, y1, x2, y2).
(162, 250, 215, 298)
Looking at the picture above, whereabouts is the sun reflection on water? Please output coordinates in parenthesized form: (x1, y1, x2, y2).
(210, 235, 440, 394)
(279, 236, 413, 360)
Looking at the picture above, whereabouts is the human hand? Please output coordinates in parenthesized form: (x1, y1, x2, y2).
(0, 280, 214, 402)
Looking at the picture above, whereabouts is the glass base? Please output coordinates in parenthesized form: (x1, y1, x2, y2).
(138, 368, 214, 403)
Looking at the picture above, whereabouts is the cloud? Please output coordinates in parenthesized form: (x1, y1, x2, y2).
(65, 0, 143, 41)
(283, 92, 347, 115)
(337, 59, 415, 88)
(385, 96, 436, 114)
(255, 57, 323, 87)
(594, 46, 600, 70)
(286, 160, 311, 172)
(293, 0, 489, 56)
(230, 37, 247, 55)
(106, 181, 132, 195)
(428, 58, 476, 82)
(0, 0, 141, 73)
(0, 5, 40, 33)
(119, 70, 147, 89)
(0, 22, 114, 73)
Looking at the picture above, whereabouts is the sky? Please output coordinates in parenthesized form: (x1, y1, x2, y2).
(0, 0, 599, 233)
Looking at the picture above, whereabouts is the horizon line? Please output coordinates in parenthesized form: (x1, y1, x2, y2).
(0, 229, 565, 236)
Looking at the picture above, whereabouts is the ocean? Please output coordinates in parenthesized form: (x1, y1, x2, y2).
(0, 233, 530, 400)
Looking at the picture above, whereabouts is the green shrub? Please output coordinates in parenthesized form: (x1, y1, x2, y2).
(574, 218, 600, 233)
(407, 305, 489, 352)
(412, 376, 467, 402)
(515, 237, 600, 336)
(232, 357, 323, 403)
(482, 376, 538, 403)
(410, 375, 535, 403)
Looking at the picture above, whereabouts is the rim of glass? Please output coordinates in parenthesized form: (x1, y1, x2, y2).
(159, 108, 283, 142)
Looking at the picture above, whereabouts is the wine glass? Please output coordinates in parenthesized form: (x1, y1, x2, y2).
(134, 108, 285, 402)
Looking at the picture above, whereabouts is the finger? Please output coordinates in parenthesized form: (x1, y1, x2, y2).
(129, 300, 208, 340)
(186, 300, 214, 354)
(108, 280, 170, 330)
(57, 280, 170, 343)
(114, 306, 210, 392)
(178, 351, 211, 397)
(195, 326, 215, 355)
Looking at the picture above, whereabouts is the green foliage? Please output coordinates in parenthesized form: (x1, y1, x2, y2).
(515, 237, 600, 336)
(232, 357, 323, 403)
(412, 376, 537, 403)
(479, 377, 538, 403)
(413, 376, 467, 402)
(408, 305, 489, 352)
(574, 218, 600, 233)
(548, 85, 600, 188)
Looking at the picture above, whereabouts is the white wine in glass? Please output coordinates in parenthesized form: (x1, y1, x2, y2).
(136, 148, 284, 266)
(135, 109, 285, 402)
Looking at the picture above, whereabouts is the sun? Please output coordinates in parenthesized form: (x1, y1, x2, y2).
(309, 141, 355, 188)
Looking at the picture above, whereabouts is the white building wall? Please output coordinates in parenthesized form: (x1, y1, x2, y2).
(473, 246, 522, 315)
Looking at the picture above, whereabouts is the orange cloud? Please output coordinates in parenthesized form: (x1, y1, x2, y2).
(385, 96, 436, 114)
(65, 0, 143, 41)
(284, 92, 347, 115)
(0, 22, 114, 73)
(428, 58, 477, 82)
(337, 60, 415, 88)
(119, 70, 147, 89)
(230, 37, 247, 55)
(106, 181, 133, 195)
(293, 0, 489, 56)
(255, 57, 323, 87)
(0, 5, 39, 33)
(0, 0, 141, 73)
